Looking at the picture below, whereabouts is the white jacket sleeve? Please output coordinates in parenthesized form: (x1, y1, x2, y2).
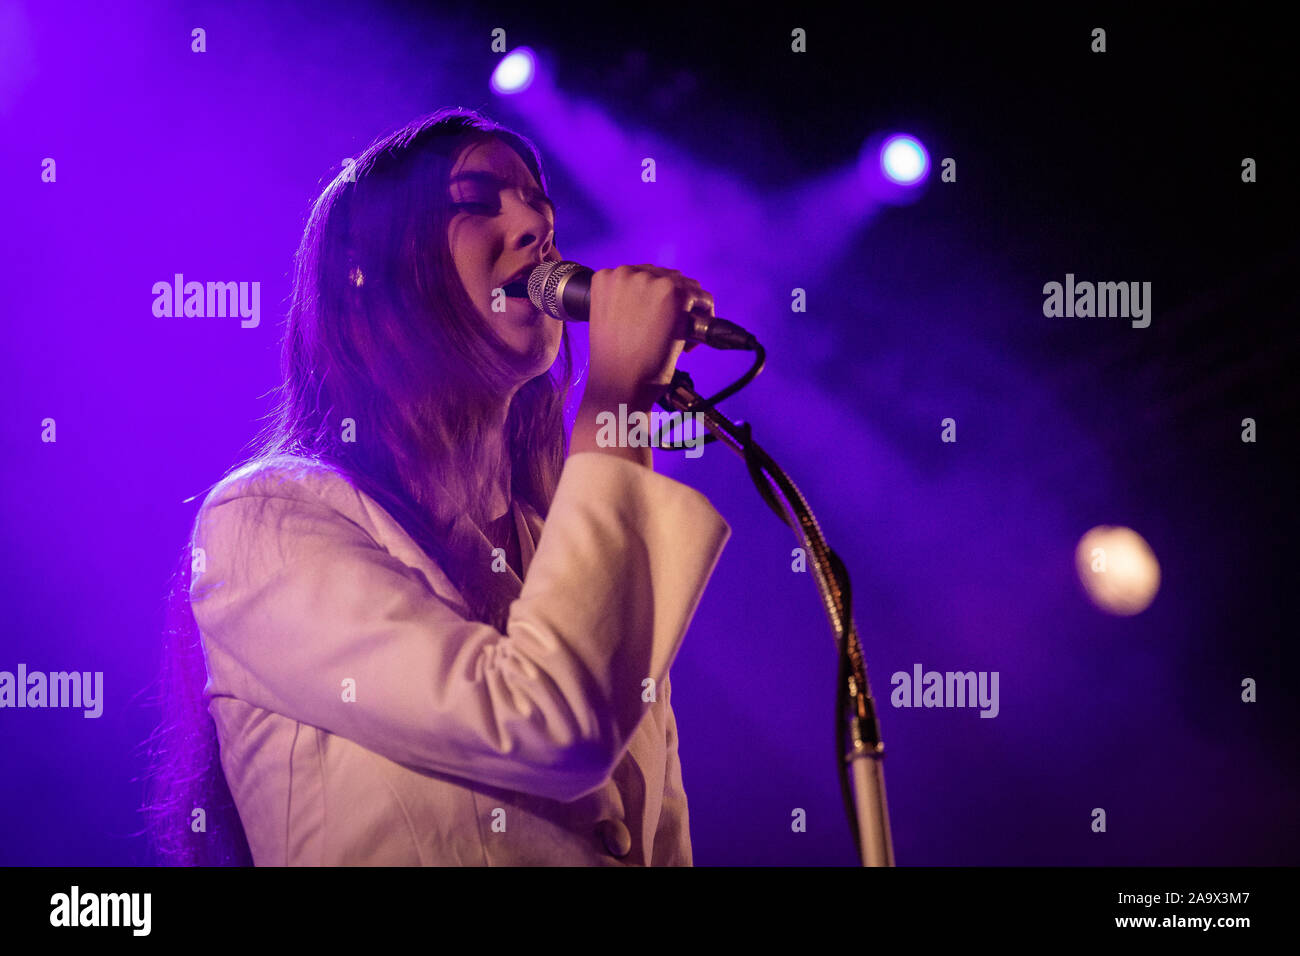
(651, 673, 692, 865)
(190, 451, 729, 803)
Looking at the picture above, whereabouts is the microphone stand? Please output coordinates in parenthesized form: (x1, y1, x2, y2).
(658, 368, 895, 866)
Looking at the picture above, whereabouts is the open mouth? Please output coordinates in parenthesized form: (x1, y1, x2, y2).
(502, 278, 530, 299)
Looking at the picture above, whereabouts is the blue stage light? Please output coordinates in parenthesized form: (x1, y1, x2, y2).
(491, 48, 536, 95)
(879, 135, 929, 185)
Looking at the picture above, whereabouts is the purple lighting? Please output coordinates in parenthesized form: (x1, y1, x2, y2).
(491, 47, 536, 94)
(880, 134, 929, 184)
(856, 130, 932, 205)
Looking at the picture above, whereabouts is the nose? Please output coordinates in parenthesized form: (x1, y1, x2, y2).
(503, 191, 554, 257)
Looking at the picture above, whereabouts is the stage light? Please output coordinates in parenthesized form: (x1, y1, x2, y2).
(491, 48, 536, 95)
(1075, 526, 1161, 616)
(879, 134, 929, 185)
(856, 131, 931, 205)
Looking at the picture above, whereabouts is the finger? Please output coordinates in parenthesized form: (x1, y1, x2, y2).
(685, 284, 714, 318)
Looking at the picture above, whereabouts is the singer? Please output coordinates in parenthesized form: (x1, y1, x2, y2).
(143, 108, 731, 866)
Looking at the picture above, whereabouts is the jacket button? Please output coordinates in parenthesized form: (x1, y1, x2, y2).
(597, 819, 632, 858)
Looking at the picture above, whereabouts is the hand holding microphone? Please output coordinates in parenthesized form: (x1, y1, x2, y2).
(537, 261, 752, 466)
(523, 260, 759, 352)
(520, 259, 758, 464)
(588, 264, 714, 400)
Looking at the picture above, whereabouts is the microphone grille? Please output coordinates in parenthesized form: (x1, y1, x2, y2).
(528, 260, 583, 319)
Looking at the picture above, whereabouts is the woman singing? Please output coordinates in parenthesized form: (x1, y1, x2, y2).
(143, 108, 730, 866)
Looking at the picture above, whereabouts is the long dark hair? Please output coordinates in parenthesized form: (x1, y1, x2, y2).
(141, 108, 573, 865)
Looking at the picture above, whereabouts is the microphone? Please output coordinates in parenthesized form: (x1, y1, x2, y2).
(523, 260, 759, 351)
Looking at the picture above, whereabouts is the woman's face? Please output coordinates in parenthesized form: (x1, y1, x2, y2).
(447, 137, 564, 384)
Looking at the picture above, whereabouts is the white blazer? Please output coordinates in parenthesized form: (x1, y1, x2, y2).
(189, 451, 730, 865)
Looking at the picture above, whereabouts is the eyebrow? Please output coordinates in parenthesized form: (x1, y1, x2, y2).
(448, 171, 555, 217)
